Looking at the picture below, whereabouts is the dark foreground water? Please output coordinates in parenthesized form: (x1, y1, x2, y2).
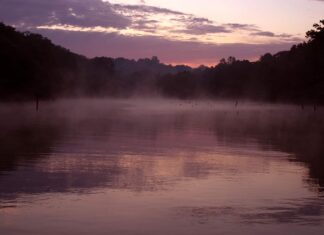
(0, 99, 324, 235)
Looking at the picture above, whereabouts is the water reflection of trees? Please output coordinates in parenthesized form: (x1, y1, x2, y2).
(206, 108, 324, 190)
(0, 103, 323, 199)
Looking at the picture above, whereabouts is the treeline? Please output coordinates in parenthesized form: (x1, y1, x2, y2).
(1, 20, 324, 103)
(0, 22, 190, 100)
(160, 20, 324, 103)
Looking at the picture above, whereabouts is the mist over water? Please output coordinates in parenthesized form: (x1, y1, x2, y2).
(0, 98, 324, 235)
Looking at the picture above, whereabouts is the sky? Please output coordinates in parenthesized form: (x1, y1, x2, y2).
(1, 0, 324, 66)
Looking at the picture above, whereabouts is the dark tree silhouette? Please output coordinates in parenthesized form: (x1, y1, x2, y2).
(306, 20, 324, 41)
(1, 20, 324, 103)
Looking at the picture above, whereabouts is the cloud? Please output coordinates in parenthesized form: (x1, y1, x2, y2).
(37, 28, 296, 66)
(0, 0, 130, 28)
(170, 16, 232, 35)
(224, 23, 257, 31)
(132, 19, 159, 32)
(251, 31, 276, 37)
(112, 3, 185, 15)
(0, 0, 301, 65)
(251, 30, 294, 39)
(190, 17, 213, 24)
(175, 24, 231, 35)
(0, 0, 293, 39)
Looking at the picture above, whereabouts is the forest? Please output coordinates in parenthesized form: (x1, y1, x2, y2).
(0, 20, 323, 103)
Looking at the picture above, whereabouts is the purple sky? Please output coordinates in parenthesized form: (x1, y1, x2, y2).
(1, 0, 323, 66)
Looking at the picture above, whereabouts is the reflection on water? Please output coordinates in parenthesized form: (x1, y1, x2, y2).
(0, 99, 323, 235)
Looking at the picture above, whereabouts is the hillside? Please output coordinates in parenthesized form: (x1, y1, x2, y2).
(1, 20, 324, 103)
(0, 23, 190, 100)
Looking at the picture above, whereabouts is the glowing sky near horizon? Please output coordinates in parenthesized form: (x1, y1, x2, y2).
(1, 0, 324, 66)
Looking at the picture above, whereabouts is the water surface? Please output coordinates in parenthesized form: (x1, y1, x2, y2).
(0, 99, 324, 235)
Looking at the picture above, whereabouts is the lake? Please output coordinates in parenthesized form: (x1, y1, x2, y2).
(0, 99, 323, 235)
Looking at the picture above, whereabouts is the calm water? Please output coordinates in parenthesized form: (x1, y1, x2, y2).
(0, 99, 324, 235)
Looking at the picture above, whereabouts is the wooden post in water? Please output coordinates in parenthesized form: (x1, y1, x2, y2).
(36, 95, 39, 112)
